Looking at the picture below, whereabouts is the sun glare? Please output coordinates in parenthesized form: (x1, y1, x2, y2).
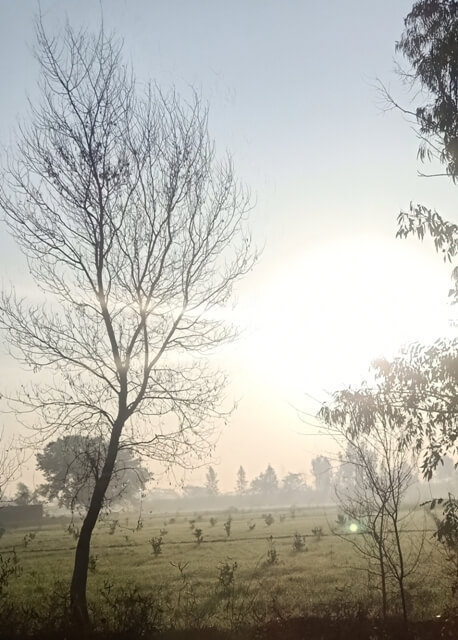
(243, 236, 452, 402)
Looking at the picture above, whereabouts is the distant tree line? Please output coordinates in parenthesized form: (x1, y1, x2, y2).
(169, 458, 336, 503)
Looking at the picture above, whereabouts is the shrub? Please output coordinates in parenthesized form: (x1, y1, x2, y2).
(88, 554, 98, 574)
(99, 581, 164, 637)
(224, 516, 232, 538)
(312, 525, 323, 541)
(108, 519, 119, 535)
(193, 528, 204, 546)
(265, 537, 278, 565)
(292, 532, 307, 552)
(336, 513, 347, 528)
(0, 550, 22, 598)
(217, 559, 238, 598)
(263, 513, 274, 527)
(22, 531, 36, 548)
(150, 535, 163, 557)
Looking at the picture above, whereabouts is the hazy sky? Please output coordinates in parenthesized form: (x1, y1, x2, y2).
(0, 1, 456, 491)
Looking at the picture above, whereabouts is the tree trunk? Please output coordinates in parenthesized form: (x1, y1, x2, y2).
(377, 512, 387, 621)
(377, 538, 387, 619)
(70, 416, 125, 628)
(391, 514, 408, 627)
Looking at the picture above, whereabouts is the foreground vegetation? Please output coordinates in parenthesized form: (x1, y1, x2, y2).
(0, 505, 453, 638)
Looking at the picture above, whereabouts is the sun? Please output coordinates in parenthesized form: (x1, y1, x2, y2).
(241, 235, 452, 402)
(349, 523, 359, 533)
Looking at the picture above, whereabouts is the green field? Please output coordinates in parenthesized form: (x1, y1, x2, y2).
(0, 505, 450, 630)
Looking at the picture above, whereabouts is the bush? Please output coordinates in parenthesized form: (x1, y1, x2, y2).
(217, 559, 238, 598)
(150, 535, 163, 557)
(108, 519, 119, 535)
(263, 513, 274, 526)
(88, 554, 98, 574)
(265, 537, 278, 565)
(0, 549, 22, 598)
(23, 531, 37, 547)
(99, 581, 164, 637)
(193, 528, 204, 546)
(224, 516, 232, 538)
(292, 532, 307, 552)
(312, 525, 323, 541)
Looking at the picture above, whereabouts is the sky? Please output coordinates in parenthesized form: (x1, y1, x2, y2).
(0, 0, 456, 492)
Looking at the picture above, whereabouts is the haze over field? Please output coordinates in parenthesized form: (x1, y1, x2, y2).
(0, 0, 455, 491)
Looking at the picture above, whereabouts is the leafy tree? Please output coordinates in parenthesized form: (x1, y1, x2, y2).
(0, 20, 253, 626)
(205, 466, 219, 496)
(333, 449, 358, 498)
(13, 482, 35, 506)
(376, 2, 458, 478)
(250, 464, 279, 495)
(36, 435, 150, 511)
(311, 455, 333, 498)
(371, 347, 458, 479)
(396, 0, 458, 179)
(430, 496, 458, 594)
(364, 4, 458, 608)
(281, 472, 307, 495)
(235, 465, 247, 494)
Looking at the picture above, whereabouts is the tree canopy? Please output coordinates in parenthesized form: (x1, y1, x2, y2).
(36, 435, 150, 511)
(250, 464, 279, 495)
(397, 0, 458, 177)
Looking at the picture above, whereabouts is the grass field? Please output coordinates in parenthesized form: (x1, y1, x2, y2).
(0, 504, 451, 630)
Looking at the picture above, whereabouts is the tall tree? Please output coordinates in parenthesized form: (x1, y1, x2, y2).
(281, 472, 307, 495)
(205, 466, 219, 496)
(394, 6, 458, 598)
(374, 1, 458, 478)
(235, 465, 247, 494)
(311, 455, 333, 498)
(250, 464, 279, 495)
(0, 20, 254, 626)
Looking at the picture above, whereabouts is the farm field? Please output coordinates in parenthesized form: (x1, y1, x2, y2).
(0, 504, 450, 630)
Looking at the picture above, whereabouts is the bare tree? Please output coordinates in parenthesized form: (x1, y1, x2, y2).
(0, 430, 22, 503)
(235, 465, 247, 494)
(320, 390, 425, 625)
(0, 20, 254, 627)
(205, 465, 219, 496)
